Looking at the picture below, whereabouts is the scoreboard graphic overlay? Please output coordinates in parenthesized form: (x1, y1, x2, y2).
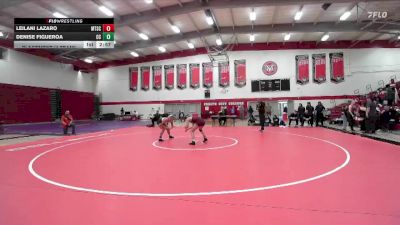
(14, 18, 115, 49)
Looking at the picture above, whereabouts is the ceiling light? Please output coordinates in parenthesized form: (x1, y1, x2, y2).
(397, 35, 400, 40)
(0, 32, 3, 37)
(206, 16, 214, 25)
(294, 11, 303, 21)
(84, 58, 93, 63)
(53, 12, 67, 18)
(321, 34, 329, 41)
(171, 25, 180, 33)
(249, 34, 255, 42)
(284, 33, 291, 41)
(158, 46, 166, 52)
(139, 33, 149, 40)
(130, 51, 139, 57)
(145, 0, 153, 3)
(187, 42, 195, 49)
(99, 5, 114, 17)
(216, 38, 222, 46)
(249, 11, 256, 21)
(339, 11, 351, 21)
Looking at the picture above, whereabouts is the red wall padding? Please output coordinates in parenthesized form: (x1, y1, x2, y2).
(61, 90, 94, 120)
(0, 83, 51, 123)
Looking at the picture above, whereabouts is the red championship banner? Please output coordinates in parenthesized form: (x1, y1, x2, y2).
(129, 67, 138, 91)
(330, 52, 345, 83)
(140, 66, 150, 91)
(312, 54, 326, 84)
(189, 63, 200, 89)
(234, 59, 246, 87)
(218, 61, 230, 87)
(295, 55, 309, 85)
(152, 65, 162, 90)
(202, 62, 213, 88)
(164, 65, 174, 90)
(177, 64, 187, 89)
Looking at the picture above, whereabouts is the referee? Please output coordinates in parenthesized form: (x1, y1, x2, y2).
(257, 101, 266, 132)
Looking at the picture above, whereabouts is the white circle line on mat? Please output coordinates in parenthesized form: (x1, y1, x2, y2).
(152, 136, 238, 151)
(28, 131, 351, 197)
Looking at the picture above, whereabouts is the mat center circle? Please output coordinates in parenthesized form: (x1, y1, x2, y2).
(152, 135, 239, 151)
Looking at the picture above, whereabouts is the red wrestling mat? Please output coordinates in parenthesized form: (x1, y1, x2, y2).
(0, 126, 399, 225)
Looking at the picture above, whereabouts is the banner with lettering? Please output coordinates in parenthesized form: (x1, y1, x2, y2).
(129, 67, 138, 91)
(295, 55, 309, 85)
(189, 63, 200, 89)
(164, 65, 174, 90)
(312, 54, 326, 84)
(218, 61, 230, 87)
(202, 62, 213, 88)
(234, 59, 246, 87)
(177, 64, 187, 89)
(152, 65, 162, 90)
(140, 66, 150, 91)
(330, 52, 345, 83)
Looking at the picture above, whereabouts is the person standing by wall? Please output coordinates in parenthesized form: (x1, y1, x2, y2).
(61, 110, 75, 135)
(315, 102, 325, 127)
(365, 98, 378, 134)
(265, 103, 272, 118)
(297, 103, 306, 126)
(257, 101, 266, 132)
(306, 102, 314, 127)
(345, 101, 356, 132)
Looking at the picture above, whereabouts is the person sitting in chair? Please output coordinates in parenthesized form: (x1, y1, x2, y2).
(218, 107, 227, 126)
(61, 110, 75, 135)
(289, 111, 298, 127)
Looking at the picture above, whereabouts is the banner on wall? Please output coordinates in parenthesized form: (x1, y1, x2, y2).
(218, 61, 230, 87)
(129, 67, 138, 91)
(234, 59, 246, 87)
(202, 62, 213, 88)
(312, 54, 326, 84)
(189, 63, 200, 89)
(140, 66, 150, 91)
(152, 65, 162, 90)
(164, 65, 174, 90)
(295, 55, 309, 85)
(177, 64, 187, 89)
(330, 52, 345, 83)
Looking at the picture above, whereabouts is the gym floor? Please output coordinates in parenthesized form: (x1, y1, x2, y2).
(0, 125, 399, 225)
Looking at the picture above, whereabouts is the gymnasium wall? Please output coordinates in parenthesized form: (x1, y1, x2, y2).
(0, 49, 96, 123)
(98, 48, 400, 116)
(0, 50, 96, 92)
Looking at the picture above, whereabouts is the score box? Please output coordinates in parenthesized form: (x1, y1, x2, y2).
(102, 24, 114, 32)
(102, 32, 114, 41)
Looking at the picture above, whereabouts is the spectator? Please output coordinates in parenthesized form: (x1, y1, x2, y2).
(380, 105, 390, 132)
(297, 103, 306, 126)
(178, 110, 185, 122)
(248, 105, 254, 118)
(305, 102, 314, 127)
(230, 106, 236, 115)
(149, 111, 161, 127)
(315, 102, 325, 127)
(345, 101, 356, 131)
(219, 107, 227, 126)
(386, 84, 395, 106)
(61, 110, 75, 135)
(365, 98, 378, 134)
(289, 111, 298, 126)
(120, 107, 125, 116)
(239, 105, 245, 120)
(265, 103, 272, 117)
(133, 110, 139, 120)
(272, 115, 280, 126)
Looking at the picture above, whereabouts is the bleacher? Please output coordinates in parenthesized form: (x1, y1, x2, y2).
(327, 79, 400, 130)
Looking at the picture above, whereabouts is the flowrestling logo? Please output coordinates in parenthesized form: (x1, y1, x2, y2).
(262, 61, 278, 76)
